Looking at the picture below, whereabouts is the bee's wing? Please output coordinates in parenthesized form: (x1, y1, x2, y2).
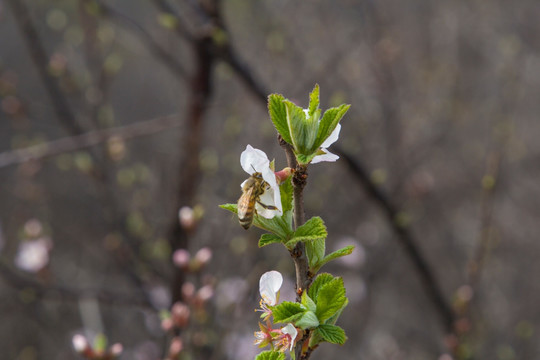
(237, 186, 255, 219)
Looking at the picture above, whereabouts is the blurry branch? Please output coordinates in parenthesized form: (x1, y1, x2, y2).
(0, 114, 181, 169)
(0, 260, 154, 309)
(89, 0, 188, 81)
(467, 151, 501, 289)
(6, 0, 84, 136)
(333, 146, 456, 333)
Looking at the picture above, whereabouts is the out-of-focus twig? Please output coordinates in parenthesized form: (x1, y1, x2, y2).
(333, 146, 456, 333)
(89, 0, 188, 81)
(6, 0, 84, 136)
(0, 260, 154, 308)
(0, 114, 181, 169)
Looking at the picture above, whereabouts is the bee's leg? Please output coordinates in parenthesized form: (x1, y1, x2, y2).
(257, 201, 278, 210)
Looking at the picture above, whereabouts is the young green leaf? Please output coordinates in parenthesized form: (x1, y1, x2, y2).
(272, 302, 305, 324)
(259, 233, 283, 248)
(279, 176, 294, 213)
(219, 203, 238, 214)
(268, 94, 292, 145)
(315, 277, 347, 323)
(308, 273, 334, 300)
(295, 310, 319, 330)
(308, 84, 320, 117)
(305, 238, 325, 270)
(255, 350, 286, 360)
(312, 245, 355, 272)
(285, 100, 311, 153)
(286, 216, 327, 249)
(314, 104, 350, 150)
(301, 291, 317, 313)
(315, 324, 347, 345)
(252, 212, 293, 239)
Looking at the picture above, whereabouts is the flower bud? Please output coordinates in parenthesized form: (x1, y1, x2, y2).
(172, 249, 190, 270)
(274, 167, 293, 184)
(168, 337, 183, 357)
(181, 282, 196, 301)
(192, 247, 212, 271)
(109, 343, 123, 357)
(178, 206, 195, 231)
(72, 334, 89, 353)
(171, 302, 190, 328)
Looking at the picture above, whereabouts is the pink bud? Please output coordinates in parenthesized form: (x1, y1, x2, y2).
(169, 337, 183, 356)
(181, 282, 196, 300)
(173, 249, 190, 269)
(274, 167, 293, 184)
(171, 302, 190, 328)
(178, 206, 195, 231)
(72, 334, 88, 353)
(193, 247, 212, 269)
(196, 284, 214, 303)
(161, 317, 174, 332)
(110, 343, 123, 356)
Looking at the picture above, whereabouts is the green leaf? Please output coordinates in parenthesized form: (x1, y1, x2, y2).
(268, 94, 292, 145)
(255, 350, 286, 360)
(259, 233, 283, 247)
(305, 238, 325, 270)
(272, 302, 305, 323)
(301, 291, 317, 312)
(295, 310, 319, 329)
(324, 298, 348, 325)
(219, 203, 237, 214)
(285, 100, 308, 153)
(308, 84, 320, 117)
(315, 278, 347, 322)
(286, 216, 327, 249)
(312, 245, 355, 272)
(279, 177, 294, 213)
(315, 324, 347, 345)
(295, 152, 317, 165)
(93, 333, 107, 352)
(314, 104, 350, 150)
(308, 273, 334, 300)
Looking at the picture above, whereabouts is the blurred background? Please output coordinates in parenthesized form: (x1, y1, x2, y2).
(1, 0, 539, 359)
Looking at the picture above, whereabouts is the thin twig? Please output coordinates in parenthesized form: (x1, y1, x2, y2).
(6, 0, 84, 136)
(0, 114, 181, 169)
(0, 260, 154, 308)
(334, 146, 456, 333)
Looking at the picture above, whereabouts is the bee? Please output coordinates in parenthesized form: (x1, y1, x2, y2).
(237, 172, 277, 229)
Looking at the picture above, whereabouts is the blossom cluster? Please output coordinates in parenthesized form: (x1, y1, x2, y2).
(254, 271, 298, 353)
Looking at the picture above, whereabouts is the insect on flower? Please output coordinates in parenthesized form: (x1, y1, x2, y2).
(237, 171, 278, 229)
(237, 145, 282, 229)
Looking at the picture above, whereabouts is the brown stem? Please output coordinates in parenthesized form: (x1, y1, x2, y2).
(278, 135, 313, 359)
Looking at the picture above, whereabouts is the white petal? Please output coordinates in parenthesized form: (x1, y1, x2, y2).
(311, 149, 339, 164)
(320, 123, 341, 148)
(239, 145, 282, 217)
(259, 270, 283, 305)
(240, 145, 270, 175)
(256, 190, 281, 219)
(282, 323, 298, 350)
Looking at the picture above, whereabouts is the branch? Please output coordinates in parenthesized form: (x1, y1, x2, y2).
(0, 114, 181, 169)
(333, 146, 456, 333)
(6, 0, 84, 136)
(0, 260, 154, 308)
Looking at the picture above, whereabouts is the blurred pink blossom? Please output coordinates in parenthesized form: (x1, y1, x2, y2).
(15, 237, 52, 272)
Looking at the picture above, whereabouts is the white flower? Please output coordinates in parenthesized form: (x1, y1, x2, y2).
(15, 237, 51, 273)
(240, 145, 282, 218)
(276, 324, 298, 351)
(311, 123, 341, 164)
(259, 270, 283, 306)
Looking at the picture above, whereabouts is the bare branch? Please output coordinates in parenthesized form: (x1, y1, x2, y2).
(0, 114, 181, 169)
(6, 0, 84, 135)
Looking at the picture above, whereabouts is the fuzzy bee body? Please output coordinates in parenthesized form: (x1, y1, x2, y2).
(237, 172, 276, 229)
